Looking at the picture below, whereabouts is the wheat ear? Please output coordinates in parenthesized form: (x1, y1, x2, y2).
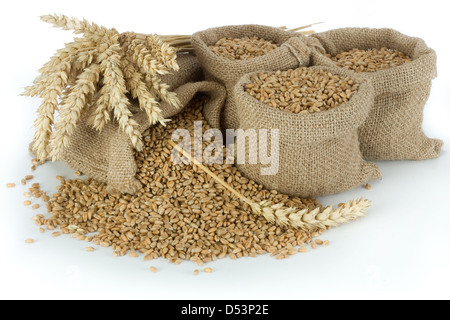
(146, 34, 179, 72)
(98, 36, 143, 150)
(49, 63, 101, 161)
(122, 58, 164, 125)
(145, 73, 180, 108)
(127, 38, 169, 75)
(40, 14, 117, 38)
(168, 140, 371, 230)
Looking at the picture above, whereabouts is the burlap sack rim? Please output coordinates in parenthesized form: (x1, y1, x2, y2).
(234, 65, 375, 143)
(191, 24, 309, 69)
(311, 28, 437, 94)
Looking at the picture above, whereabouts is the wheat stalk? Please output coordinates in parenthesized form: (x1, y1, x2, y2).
(168, 140, 370, 230)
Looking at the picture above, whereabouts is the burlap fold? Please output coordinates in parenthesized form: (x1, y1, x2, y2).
(310, 28, 443, 160)
(192, 25, 323, 131)
(233, 65, 381, 198)
(32, 54, 227, 194)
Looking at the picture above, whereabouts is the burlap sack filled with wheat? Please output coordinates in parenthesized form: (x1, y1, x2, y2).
(191, 25, 324, 131)
(234, 65, 381, 198)
(32, 54, 226, 194)
(310, 28, 443, 160)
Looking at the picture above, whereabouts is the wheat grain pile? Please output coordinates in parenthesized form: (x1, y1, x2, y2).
(209, 37, 280, 60)
(33, 96, 327, 264)
(327, 47, 412, 73)
(245, 67, 360, 114)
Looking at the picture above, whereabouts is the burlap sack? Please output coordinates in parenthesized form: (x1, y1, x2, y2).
(233, 65, 381, 198)
(32, 54, 227, 194)
(310, 28, 443, 160)
(191, 25, 324, 131)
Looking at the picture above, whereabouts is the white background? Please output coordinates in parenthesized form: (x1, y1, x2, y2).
(0, 0, 449, 300)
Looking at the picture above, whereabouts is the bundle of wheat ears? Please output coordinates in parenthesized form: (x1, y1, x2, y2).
(23, 14, 317, 163)
(23, 14, 183, 162)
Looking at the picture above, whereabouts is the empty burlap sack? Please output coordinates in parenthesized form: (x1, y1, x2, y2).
(310, 28, 443, 160)
(233, 65, 381, 197)
(31, 54, 227, 194)
(191, 25, 324, 131)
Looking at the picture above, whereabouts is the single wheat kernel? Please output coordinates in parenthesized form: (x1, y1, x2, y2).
(25, 239, 34, 244)
(32, 204, 40, 210)
(193, 269, 199, 275)
(21, 179, 27, 185)
(32, 183, 40, 189)
(52, 232, 61, 237)
(24, 200, 32, 206)
(56, 176, 64, 182)
(6, 183, 16, 188)
(31, 165, 36, 171)
(299, 247, 308, 253)
(315, 239, 324, 245)
(150, 266, 157, 273)
(203, 267, 213, 273)
(25, 175, 34, 180)
(365, 183, 372, 190)
(85, 247, 95, 252)
(24, 192, 32, 198)
(323, 240, 330, 247)
(129, 251, 139, 258)
(74, 171, 82, 176)
(311, 242, 318, 249)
